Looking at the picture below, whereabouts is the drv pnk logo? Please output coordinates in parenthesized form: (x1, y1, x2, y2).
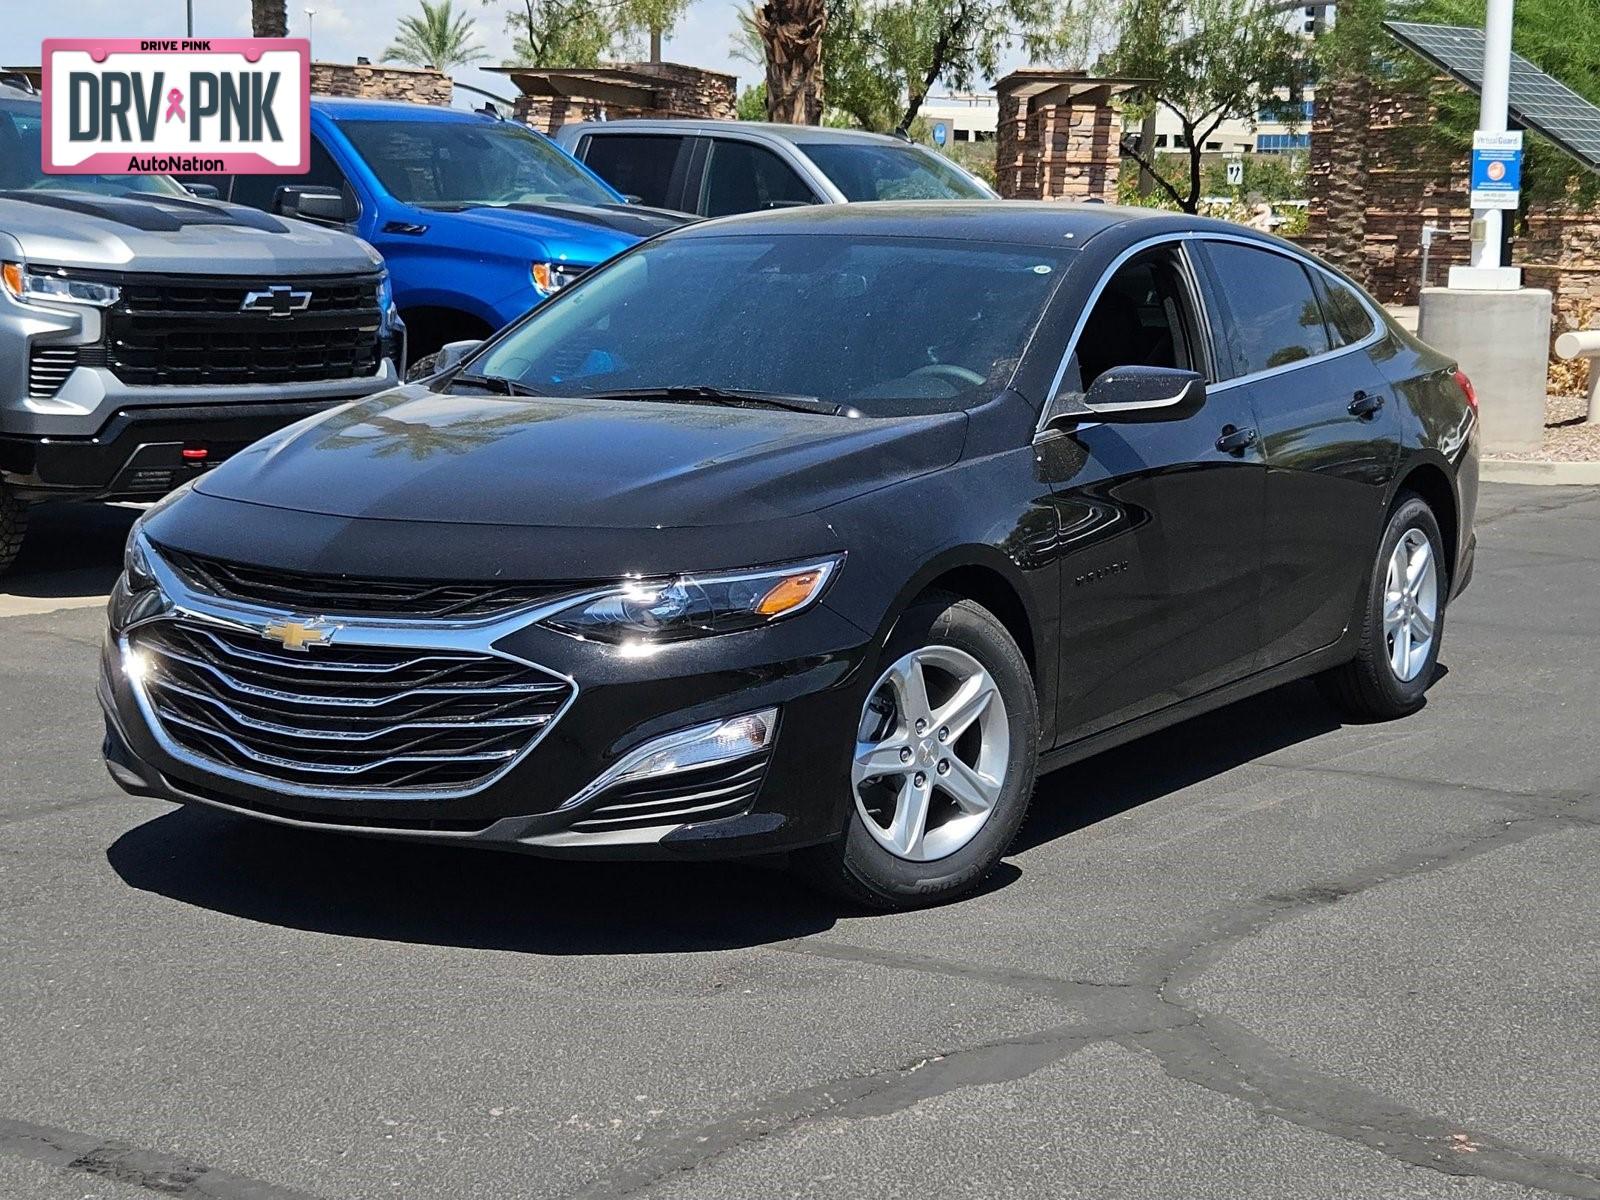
(42, 38, 309, 176)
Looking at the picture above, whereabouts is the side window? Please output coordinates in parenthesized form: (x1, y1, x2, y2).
(701, 140, 815, 217)
(1072, 248, 1201, 390)
(228, 139, 357, 219)
(1205, 241, 1330, 376)
(580, 134, 683, 209)
(1317, 272, 1376, 347)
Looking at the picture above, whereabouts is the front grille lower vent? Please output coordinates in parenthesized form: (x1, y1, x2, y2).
(28, 346, 78, 397)
(162, 548, 584, 620)
(571, 755, 770, 833)
(132, 618, 573, 793)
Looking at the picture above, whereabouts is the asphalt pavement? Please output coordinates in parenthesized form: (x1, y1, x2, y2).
(2, 483, 1597, 1200)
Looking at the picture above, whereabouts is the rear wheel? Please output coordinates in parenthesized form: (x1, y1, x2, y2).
(1318, 493, 1446, 720)
(0, 485, 28, 577)
(800, 593, 1038, 910)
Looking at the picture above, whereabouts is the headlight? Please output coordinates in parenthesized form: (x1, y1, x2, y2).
(123, 531, 157, 593)
(2, 262, 120, 307)
(530, 260, 585, 298)
(544, 556, 842, 644)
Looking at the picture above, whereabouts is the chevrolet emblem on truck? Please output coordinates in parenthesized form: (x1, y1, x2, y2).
(241, 285, 313, 318)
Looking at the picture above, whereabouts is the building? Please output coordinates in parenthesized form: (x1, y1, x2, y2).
(1140, 94, 1314, 156)
(919, 93, 1000, 144)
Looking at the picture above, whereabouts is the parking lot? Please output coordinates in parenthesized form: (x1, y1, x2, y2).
(0, 481, 1596, 1200)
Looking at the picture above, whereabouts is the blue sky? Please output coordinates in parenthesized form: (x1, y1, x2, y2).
(1, 0, 762, 107)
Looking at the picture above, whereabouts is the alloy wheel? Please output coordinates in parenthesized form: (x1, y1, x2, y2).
(1383, 528, 1438, 682)
(852, 645, 1010, 862)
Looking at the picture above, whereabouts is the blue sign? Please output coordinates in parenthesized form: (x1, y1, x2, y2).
(1470, 131, 1523, 210)
(932, 122, 948, 146)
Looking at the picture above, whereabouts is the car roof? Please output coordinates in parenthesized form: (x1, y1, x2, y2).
(312, 96, 505, 124)
(667, 200, 1279, 250)
(564, 119, 933, 148)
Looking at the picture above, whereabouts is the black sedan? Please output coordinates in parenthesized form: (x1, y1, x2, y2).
(100, 203, 1479, 909)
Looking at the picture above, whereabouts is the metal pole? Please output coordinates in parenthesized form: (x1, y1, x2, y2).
(186, 0, 193, 37)
(1472, 0, 1514, 269)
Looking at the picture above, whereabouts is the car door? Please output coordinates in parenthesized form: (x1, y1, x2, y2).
(1197, 238, 1400, 667)
(574, 132, 694, 211)
(1045, 240, 1266, 744)
(691, 137, 823, 217)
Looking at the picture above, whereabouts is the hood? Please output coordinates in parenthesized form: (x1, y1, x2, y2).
(0, 190, 382, 275)
(195, 386, 966, 529)
(414, 201, 691, 265)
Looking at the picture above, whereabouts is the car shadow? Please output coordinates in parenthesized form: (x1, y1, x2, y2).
(106, 675, 1407, 954)
(4, 502, 137, 600)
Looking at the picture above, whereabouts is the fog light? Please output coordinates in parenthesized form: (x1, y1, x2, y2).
(561, 708, 778, 811)
(122, 645, 150, 683)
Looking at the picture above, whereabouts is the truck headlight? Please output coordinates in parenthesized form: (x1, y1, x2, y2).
(530, 260, 585, 298)
(543, 556, 842, 644)
(3, 262, 121, 307)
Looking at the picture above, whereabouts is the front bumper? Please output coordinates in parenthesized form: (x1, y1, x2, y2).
(98, 550, 874, 860)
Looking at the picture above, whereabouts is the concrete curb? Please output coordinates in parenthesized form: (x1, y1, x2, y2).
(1482, 458, 1600, 485)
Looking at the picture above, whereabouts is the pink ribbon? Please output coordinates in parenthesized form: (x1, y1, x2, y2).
(164, 88, 185, 123)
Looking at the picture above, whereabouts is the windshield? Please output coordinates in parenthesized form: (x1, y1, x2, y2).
(337, 117, 617, 209)
(472, 234, 1067, 416)
(802, 143, 992, 201)
(0, 99, 187, 196)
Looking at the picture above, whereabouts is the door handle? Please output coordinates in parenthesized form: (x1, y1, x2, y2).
(1216, 425, 1258, 455)
(1349, 391, 1385, 419)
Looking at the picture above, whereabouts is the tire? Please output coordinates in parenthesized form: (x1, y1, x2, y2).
(799, 592, 1040, 910)
(404, 350, 442, 383)
(1317, 492, 1447, 721)
(0, 485, 28, 577)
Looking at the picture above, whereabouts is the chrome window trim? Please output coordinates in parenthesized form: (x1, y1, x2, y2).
(121, 540, 581, 803)
(1035, 230, 1387, 437)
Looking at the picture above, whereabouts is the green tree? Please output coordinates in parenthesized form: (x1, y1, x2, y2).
(384, 1, 488, 71)
(826, 0, 1091, 133)
(497, 0, 692, 68)
(1102, 0, 1304, 213)
(737, 82, 769, 121)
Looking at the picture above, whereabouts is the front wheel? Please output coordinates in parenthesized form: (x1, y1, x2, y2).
(0, 485, 28, 577)
(1318, 492, 1447, 720)
(799, 593, 1039, 910)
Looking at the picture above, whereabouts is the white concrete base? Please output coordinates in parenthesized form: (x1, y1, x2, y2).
(1448, 265, 1523, 290)
(1419, 286, 1553, 455)
(1482, 459, 1600, 486)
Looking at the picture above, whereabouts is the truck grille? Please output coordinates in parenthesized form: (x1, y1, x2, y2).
(570, 756, 769, 833)
(88, 270, 383, 387)
(28, 346, 78, 398)
(131, 618, 573, 794)
(162, 547, 581, 620)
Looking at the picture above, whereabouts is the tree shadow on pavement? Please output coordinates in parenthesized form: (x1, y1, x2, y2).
(105, 677, 1374, 954)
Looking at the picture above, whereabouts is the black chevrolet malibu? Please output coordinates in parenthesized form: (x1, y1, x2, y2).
(101, 203, 1478, 908)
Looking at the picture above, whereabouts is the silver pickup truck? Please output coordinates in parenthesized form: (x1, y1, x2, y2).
(0, 82, 402, 574)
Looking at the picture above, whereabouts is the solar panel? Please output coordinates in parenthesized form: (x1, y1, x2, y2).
(1385, 20, 1600, 175)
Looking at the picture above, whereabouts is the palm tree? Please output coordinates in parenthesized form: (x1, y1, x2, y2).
(251, 0, 287, 37)
(755, 0, 825, 124)
(383, 0, 488, 72)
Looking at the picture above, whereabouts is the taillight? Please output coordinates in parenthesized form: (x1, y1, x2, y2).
(1454, 369, 1478, 413)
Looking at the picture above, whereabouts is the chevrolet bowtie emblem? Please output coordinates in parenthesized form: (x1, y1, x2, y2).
(263, 619, 335, 652)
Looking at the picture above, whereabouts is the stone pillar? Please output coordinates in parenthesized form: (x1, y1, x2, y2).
(994, 72, 1124, 203)
(309, 63, 452, 105)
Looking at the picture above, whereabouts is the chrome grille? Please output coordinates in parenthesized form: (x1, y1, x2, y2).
(28, 346, 78, 398)
(570, 755, 769, 833)
(131, 618, 572, 793)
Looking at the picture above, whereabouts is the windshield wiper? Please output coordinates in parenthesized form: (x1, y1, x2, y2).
(592, 386, 844, 416)
(450, 373, 546, 398)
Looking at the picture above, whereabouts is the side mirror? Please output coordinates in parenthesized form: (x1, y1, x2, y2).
(183, 182, 221, 199)
(406, 339, 483, 383)
(275, 185, 349, 224)
(1080, 366, 1206, 423)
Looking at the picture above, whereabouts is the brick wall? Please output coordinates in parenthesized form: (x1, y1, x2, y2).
(995, 78, 1120, 203)
(311, 62, 452, 106)
(512, 62, 736, 134)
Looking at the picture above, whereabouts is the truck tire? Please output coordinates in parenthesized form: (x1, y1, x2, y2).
(0, 486, 28, 576)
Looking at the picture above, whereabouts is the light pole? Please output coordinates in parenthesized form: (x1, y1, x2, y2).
(1471, 0, 1514, 269)
(185, 0, 193, 37)
(305, 8, 317, 53)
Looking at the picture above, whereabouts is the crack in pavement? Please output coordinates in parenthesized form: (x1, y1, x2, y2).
(566, 794, 1600, 1200)
(0, 1117, 327, 1200)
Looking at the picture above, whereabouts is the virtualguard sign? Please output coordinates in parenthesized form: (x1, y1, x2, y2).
(42, 38, 309, 175)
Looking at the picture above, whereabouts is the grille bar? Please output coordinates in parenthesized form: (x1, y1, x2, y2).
(133, 616, 573, 794)
(28, 347, 78, 398)
(571, 756, 768, 832)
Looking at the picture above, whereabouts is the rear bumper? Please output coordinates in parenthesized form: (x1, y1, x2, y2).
(0, 390, 388, 502)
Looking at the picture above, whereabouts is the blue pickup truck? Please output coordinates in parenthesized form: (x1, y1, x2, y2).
(187, 98, 691, 362)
